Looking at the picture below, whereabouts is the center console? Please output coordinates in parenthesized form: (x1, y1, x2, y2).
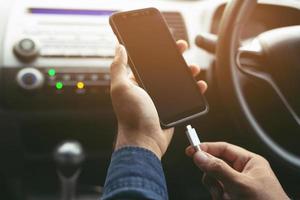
(1, 1, 118, 111)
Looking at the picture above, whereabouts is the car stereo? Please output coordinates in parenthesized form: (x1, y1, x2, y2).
(0, 0, 121, 110)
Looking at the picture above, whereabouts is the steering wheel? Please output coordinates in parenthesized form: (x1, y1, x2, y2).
(214, 0, 300, 170)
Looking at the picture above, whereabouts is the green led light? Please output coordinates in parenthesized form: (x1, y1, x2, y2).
(55, 82, 63, 90)
(48, 69, 56, 77)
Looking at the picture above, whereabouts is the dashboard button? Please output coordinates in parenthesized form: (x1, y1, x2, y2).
(13, 38, 40, 63)
(90, 74, 99, 81)
(62, 74, 71, 81)
(16, 68, 44, 90)
(22, 73, 37, 85)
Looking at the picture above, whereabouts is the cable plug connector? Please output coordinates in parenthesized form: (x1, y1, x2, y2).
(186, 125, 201, 152)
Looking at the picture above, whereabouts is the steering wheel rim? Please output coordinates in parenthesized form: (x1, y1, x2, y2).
(215, 0, 300, 170)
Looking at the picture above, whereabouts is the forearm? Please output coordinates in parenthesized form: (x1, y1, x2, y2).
(101, 146, 168, 200)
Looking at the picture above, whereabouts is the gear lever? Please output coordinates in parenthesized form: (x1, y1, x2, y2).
(54, 141, 85, 200)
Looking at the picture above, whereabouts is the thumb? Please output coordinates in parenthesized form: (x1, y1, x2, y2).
(110, 45, 128, 86)
(193, 151, 240, 186)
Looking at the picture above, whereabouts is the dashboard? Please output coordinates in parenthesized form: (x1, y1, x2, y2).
(0, 0, 223, 112)
(1, 0, 299, 113)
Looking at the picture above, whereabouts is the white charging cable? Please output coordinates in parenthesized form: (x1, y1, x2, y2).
(185, 125, 201, 152)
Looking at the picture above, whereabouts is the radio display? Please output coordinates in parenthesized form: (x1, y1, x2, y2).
(29, 8, 117, 16)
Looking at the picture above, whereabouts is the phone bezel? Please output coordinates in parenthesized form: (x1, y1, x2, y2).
(109, 7, 208, 128)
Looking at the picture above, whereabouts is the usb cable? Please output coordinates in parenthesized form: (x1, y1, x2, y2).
(185, 125, 201, 152)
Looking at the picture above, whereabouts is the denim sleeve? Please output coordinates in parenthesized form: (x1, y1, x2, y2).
(101, 146, 168, 200)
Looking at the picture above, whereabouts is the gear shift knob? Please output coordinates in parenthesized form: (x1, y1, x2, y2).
(54, 141, 85, 200)
(54, 141, 85, 177)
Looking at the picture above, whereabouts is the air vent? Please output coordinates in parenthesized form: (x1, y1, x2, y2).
(162, 12, 189, 46)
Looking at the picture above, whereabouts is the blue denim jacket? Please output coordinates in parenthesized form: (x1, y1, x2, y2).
(101, 146, 168, 200)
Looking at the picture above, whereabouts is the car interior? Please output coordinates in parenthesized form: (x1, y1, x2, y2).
(0, 0, 299, 199)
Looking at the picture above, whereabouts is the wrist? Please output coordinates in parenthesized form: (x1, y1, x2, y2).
(114, 130, 164, 159)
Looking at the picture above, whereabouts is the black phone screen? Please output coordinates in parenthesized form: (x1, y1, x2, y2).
(111, 8, 206, 125)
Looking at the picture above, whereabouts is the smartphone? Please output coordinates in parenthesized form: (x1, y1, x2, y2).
(109, 7, 208, 128)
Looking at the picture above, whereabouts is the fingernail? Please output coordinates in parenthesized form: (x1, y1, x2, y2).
(194, 150, 208, 164)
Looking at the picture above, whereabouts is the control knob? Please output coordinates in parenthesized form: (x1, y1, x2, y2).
(13, 38, 40, 62)
(16, 68, 44, 90)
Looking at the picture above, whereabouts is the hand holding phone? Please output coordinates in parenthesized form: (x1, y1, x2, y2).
(110, 40, 207, 158)
(110, 7, 208, 128)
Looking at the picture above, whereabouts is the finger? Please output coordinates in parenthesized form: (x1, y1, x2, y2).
(202, 173, 223, 200)
(129, 72, 135, 81)
(128, 71, 138, 85)
(197, 80, 208, 94)
(110, 45, 128, 87)
(185, 145, 196, 157)
(176, 40, 188, 54)
(193, 150, 240, 186)
(200, 142, 253, 171)
(189, 64, 201, 77)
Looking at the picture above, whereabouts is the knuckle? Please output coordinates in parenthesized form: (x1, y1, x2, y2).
(111, 60, 121, 69)
(233, 174, 247, 185)
(209, 159, 224, 173)
(219, 141, 229, 147)
(256, 155, 270, 166)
